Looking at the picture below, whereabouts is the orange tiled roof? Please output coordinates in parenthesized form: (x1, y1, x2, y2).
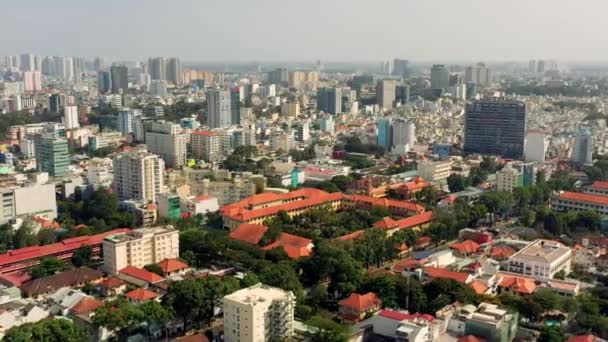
(558, 191, 608, 206)
(262, 233, 313, 259)
(339, 292, 381, 311)
(374, 217, 399, 229)
(498, 275, 536, 294)
(393, 258, 420, 273)
(450, 240, 481, 254)
(590, 181, 608, 190)
(126, 287, 159, 301)
(119, 266, 164, 283)
(229, 224, 269, 245)
(469, 280, 488, 295)
(458, 335, 487, 342)
(337, 230, 365, 241)
(490, 245, 516, 259)
(157, 258, 189, 274)
(392, 212, 434, 230)
(568, 334, 597, 342)
(98, 277, 125, 289)
(423, 267, 471, 284)
(71, 296, 103, 314)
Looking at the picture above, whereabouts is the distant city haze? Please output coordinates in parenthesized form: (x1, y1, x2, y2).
(1, 0, 607, 62)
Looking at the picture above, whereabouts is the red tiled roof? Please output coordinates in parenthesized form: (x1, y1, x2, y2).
(458, 335, 487, 342)
(590, 181, 608, 190)
(374, 217, 399, 229)
(469, 280, 488, 295)
(490, 245, 516, 259)
(557, 191, 608, 206)
(0, 228, 131, 270)
(71, 297, 103, 314)
(392, 258, 421, 273)
(378, 310, 435, 322)
(119, 266, 164, 283)
(423, 267, 471, 284)
(126, 287, 159, 301)
(97, 277, 125, 289)
(498, 276, 536, 294)
(450, 240, 481, 254)
(195, 195, 212, 201)
(339, 292, 381, 311)
(568, 335, 596, 342)
(337, 230, 365, 241)
(0, 270, 31, 287)
(157, 258, 189, 274)
(229, 224, 269, 245)
(262, 233, 313, 259)
(177, 333, 210, 342)
(391, 212, 434, 230)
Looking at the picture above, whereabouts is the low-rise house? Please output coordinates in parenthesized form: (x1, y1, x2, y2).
(0, 301, 50, 337)
(118, 266, 164, 287)
(436, 302, 518, 342)
(338, 292, 382, 322)
(157, 258, 190, 277)
(20, 267, 103, 298)
(229, 223, 314, 259)
(373, 211, 434, 236)
(97, 277, 127, 297)
(451, 240, 482, 257)
(351, 309, 438, 342)
(125, 288, 160, 303)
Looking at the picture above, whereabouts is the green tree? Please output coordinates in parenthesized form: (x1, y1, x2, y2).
(12, 222, 38, 249)
(3, 318, 87, 342)
(447, 174, 468, 193)
(305, 316, 349, 342)
(330, 175, 354, 192)
(240, 273, 260, 288)
(317, 181, 340, 193)
(93, 298, 144, 337)
(30, 257, 66, 279)
(544, 212, 564, 236)
(538, 326, 565, 342)
(36, 229, 56, 245)
(71, 245, 93, 267)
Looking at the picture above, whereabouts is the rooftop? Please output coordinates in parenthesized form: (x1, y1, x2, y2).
(119, 266, 164, 283)
(509, 239, 571, 264)
(223, 283, 293, 305)
(338, 292, 381, 311)
(556, 191, 608, 206)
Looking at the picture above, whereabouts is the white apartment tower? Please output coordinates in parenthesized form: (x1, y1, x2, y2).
(103, 226, 179, 275)
(524, 130, 546, 163)
(113, 149, 165, 202)
(145, 121, 187, 167)
(63, 105, 79, 129)
(223, 283, 296, 342)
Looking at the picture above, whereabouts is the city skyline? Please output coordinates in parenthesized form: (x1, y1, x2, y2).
(2, 0, 608, 62)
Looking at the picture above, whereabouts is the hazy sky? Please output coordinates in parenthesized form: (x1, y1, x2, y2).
(1, 0, 607, 62)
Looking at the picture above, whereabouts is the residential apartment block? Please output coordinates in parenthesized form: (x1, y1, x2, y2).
(222, 283, 296, 342)
(102, 226, 179, 275)
(113, 149, 165, 203)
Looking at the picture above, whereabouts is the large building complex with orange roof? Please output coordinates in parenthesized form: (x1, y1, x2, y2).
(220, 188, 425, 230)
(551, 190, 608, 216)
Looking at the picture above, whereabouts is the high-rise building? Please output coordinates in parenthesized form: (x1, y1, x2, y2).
(316, 87, 342, 115)
(148, 57, 167, 81)
(524, 130, 546, 163)
(352, 74, 375, 96)
(63, 105, 79, 129)
(430, 64, 450, 90)
(113, 149, 165, 202)
(93, 57, 104, 71)
(528, 60, 537, 74)
(145, 121, 187, 167)
(464, 63, 491, 86)
(391, 119, 416, 153)
(267, 68, 288, 84)
(150, 80, 168, 97)
(117, 108, 141, 136)
(22, 71, 42, 92)
(572, 133, 593, 165)
(19, 54, 35, 72)
(191, 130, 230, 163)
(166, 58, 182, 85)
(207, 89, 232, 128)
(463, 99, 526, 159)
(223, 283, 296, 342)
(393, 59, 409, 78)
(102, 226, 179, 275)
(376, 80, 397, 110)
(97, 71, 112, 94)
(395, 85, 410, 104)
(376, 117, 392, 151)
(35, 134, 69, 177)
(537, 60, 546, 73)
(110, 65, 128, 94)
(230, 87, 241, 124)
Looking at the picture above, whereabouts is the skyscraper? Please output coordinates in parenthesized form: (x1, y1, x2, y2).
(391, 119, 416, 153)
(166, 57, 182, 85)
(463, 99, 526, 159)
(97, 71, 112, 94)
(464, 63, 491, 86)
(110, 65, 128, 94)
(316, 87, 342, 115)
(230, 87, 241, 125)
(64, 105, 79, 129)
(395, 85, 410, 104)
(19, 53, 35, 72)
(207, 89, 232, 128)
(393, 59, 409, 78)
(117, 107, 141, 135)
(35, 134, 69, 177)
(113, 149, 165, 202)
(267, 68, 288, 84)
(430, 64, 450, 90)
(376, 80, 397, 110)
(22, 71, 42, 92)
(376, 117, 392, 152)
(148, 57, 167, 81)
(572, 133, 593, 165)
